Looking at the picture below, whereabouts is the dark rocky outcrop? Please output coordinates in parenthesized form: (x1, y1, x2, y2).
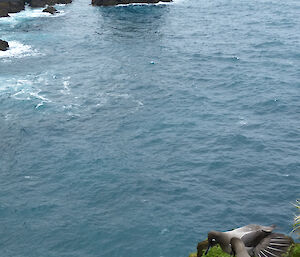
(28, 0, 71, 8)
(0, 7, 9, 16)
(0, 0, 71, 16)
(0, 39, 9, 51)
(42, 5, 58, 14)
(91, 0, 172, 6)
(0, 0, 25, 16)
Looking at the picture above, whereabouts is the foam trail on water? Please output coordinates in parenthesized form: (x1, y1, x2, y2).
(0, 77, 51, 109)
(0, 41, 39, 59)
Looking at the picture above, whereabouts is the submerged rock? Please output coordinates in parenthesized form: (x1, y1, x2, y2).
(91, 0, 172, 6)
(0, 39, 9, 51)
(42, 5, 58, 14)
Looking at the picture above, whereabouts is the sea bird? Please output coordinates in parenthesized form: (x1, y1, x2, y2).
(205, 224, 293, 257)
(230, 237, 251, 257)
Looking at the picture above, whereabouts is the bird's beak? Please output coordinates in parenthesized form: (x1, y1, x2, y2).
(205, 244, 211, 255)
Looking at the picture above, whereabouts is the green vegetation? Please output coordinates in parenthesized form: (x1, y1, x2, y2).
(291, 244, 300, 257)
(293, 200, 300, 238)
(189, 245, 230, 257)
(283, 244, 300, 257)
(189, 244, 300, 257)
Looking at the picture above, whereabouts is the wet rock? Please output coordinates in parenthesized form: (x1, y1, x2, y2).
(42, 5, 58, 14)
(0, 39, 9, 51)
(91, 0, 172, 6)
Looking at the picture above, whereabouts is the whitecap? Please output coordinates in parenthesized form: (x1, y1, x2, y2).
(0, 41, 39, 60)
(160, 228, 169, 234)
(60, 77, 71, 94)
(238, 117, 248, 126)
(136, 100, 144, 106)
(238, 120, 248, 126)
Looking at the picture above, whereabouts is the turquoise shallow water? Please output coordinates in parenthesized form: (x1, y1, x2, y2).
(0, 0, 300, 256)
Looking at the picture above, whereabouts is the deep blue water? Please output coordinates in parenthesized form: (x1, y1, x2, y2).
(0, 0, 300, 256)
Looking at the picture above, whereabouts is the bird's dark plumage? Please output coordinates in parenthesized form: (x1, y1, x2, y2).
(205, 224, 293, 257)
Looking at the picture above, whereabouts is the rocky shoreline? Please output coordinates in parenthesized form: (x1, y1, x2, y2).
(0, 0, 172, 18)
(0, 0, 172, 51)
(0, 0, 70, 18)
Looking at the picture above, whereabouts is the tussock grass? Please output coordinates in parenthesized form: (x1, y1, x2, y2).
(292, 200, 300, 237)
(189, 244, 300, 257)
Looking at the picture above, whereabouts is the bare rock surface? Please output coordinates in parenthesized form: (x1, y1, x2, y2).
(42, 5, 58, 14)
(0, 0, 25, 16)
(0, 39, 9, 51)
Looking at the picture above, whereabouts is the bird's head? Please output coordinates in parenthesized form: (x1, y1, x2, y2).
(205, 231, 219, 255)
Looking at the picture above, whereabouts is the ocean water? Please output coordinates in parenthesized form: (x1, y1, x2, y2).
(0, 0, 299, 256)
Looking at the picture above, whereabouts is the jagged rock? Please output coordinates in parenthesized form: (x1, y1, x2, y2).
(91, 0, 117, 5)
(28, 0, 71, 8)
(56, 0, 71, 4)
(0, 0, 25, 15)
(28, 0, 46, 7)
(91, 0, 172, 6)
(0, 8, 10, 16)
(0, 39, 9, 51)
(42, 6, 58, 14)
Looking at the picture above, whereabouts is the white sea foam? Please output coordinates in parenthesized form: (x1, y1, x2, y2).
(1, 78, 51, 108)
(238, 117, 248, 126)
(116, 1, 174, 7)
(9, 8, 51, 19)
(12, 5, 65, 18)
(0, 5, 66, 25)
(60, 77, 71, 94)
(160, 228, 169, 234)
(0, 41, 39, 59)
(172, 0, 186, 4)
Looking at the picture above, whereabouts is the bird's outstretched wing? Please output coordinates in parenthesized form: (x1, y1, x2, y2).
(254, 233, 293, 257)
(241, 230, 271, 247)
